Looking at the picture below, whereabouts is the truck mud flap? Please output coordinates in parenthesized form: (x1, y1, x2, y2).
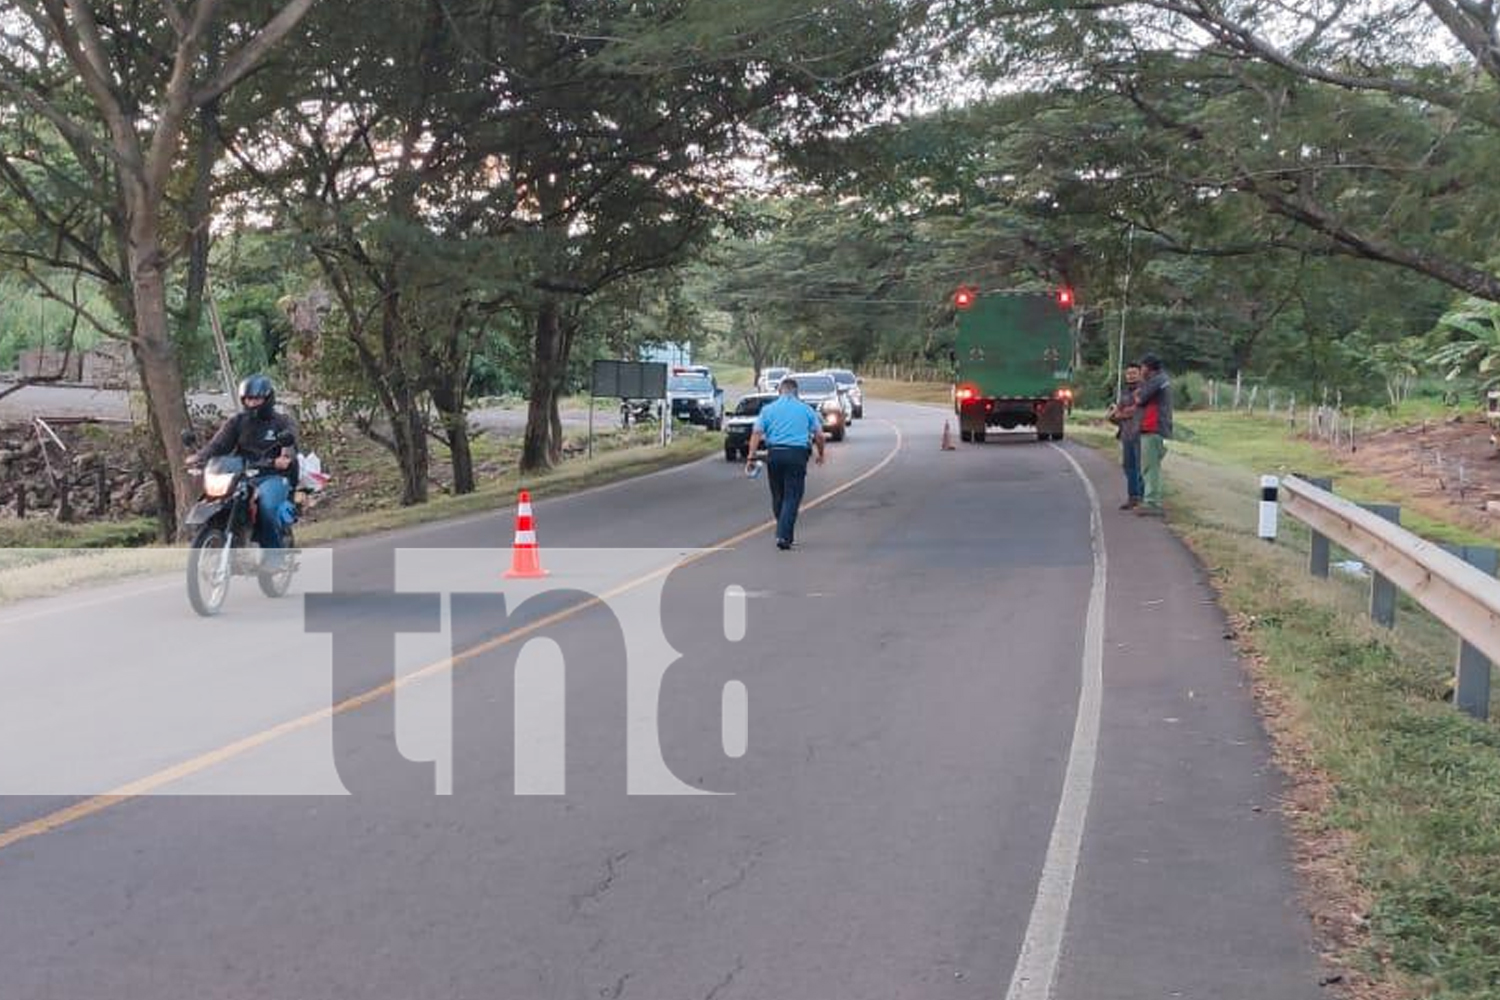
(1036, 399, 1066, 438)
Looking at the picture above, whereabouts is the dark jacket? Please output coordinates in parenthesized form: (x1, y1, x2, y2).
(1134, 372, 1174, 439)
(197, 410, 298, 471)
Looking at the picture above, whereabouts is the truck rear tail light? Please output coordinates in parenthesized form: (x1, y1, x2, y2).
(955, 385, 978, 403)
(1056, 387, 1074, 402)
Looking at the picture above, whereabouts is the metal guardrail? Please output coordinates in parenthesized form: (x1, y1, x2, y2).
(1272, 475, 1500, 720)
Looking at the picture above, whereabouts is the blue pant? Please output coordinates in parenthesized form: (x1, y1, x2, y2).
(1121, 436, 1143, 501)
(254, 475, 291, 552)
(766, 446, 810, 544)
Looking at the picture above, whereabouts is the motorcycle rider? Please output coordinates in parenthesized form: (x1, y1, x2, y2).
(189, 374, 299, 563)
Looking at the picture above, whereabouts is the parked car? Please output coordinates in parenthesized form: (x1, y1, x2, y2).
(757, 366, 790, 393)
(784, 371, 847, 441)
(723, 392, 778, 461)
(824, 368, 863, 418)
(667, 372, 725, 429)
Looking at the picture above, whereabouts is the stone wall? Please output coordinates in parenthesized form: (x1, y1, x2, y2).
(0, 422, 157, 521)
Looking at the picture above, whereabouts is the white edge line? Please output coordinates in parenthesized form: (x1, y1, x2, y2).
(1004, 443, 1108, 1000)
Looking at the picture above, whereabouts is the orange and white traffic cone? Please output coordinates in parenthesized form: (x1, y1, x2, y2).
(941, 421, 957, 451)
(503, 490, 549, 578)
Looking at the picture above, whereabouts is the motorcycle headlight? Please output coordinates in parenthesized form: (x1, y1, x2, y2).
(203, 470, 236, 498)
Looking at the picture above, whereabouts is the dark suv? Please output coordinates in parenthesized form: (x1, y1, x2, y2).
(723, 392, 778, 461)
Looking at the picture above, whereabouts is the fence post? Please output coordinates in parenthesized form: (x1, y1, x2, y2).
(1306, 477, 1333, 578)
(1442, 544, 1497, 720)
(1361, 503, 1401, 627)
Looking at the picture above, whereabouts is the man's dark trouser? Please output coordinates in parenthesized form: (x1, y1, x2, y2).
(766, 445, 811, 544)
(1121, 434, 1143, 501)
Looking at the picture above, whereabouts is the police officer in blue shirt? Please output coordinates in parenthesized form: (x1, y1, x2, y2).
(745, 377, 827, 550)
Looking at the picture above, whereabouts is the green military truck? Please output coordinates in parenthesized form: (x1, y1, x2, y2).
(951, 290, 1075, 443)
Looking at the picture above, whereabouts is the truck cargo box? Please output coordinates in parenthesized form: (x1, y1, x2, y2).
(952, 292, 1075, 442)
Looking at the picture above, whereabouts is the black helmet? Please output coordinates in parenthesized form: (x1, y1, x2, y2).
(238, 373, 275, 418)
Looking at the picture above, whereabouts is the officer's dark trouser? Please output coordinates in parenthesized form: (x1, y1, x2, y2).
(766, 445, 811, 544)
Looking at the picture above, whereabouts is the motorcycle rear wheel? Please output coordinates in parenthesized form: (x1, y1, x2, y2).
(187, 526, 232, 617)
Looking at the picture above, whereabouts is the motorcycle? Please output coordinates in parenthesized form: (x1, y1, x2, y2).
(182, 429, 302, 617)
(620, 398, 660, 428)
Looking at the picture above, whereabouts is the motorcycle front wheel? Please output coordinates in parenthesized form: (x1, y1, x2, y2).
(187, 525, 232, 617)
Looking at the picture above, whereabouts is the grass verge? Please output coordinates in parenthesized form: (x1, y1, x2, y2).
(0, 431, 718, 606)
(1073, 410, 1500, 999)
(0, 516, 158, 549)
(861, 378, 952, 406)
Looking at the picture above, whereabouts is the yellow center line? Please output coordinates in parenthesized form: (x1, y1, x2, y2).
(0, 421, 905, 853)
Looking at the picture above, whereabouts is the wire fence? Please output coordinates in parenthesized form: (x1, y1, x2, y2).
(863, 362, 949, 383)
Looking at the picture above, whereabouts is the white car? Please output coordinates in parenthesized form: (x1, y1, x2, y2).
(757, 366, 790, 393)
(824, 368, 863, 419)
(667, 371, 725, 429)
(784, 371, 848, 441)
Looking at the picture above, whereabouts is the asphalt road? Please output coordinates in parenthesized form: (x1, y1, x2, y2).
(0, 401, 1323, 999)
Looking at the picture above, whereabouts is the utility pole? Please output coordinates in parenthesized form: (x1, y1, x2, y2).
(1116, 224, 1136, 400)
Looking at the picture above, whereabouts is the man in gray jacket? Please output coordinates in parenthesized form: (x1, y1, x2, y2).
(1133, 353, 1173, 515)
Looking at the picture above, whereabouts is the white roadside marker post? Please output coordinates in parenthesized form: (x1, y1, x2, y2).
(1258, 475, 1279, 543)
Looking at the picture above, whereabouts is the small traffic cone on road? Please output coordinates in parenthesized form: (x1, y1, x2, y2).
(503, 490, 549, 578)
(941, 421, 957, 451)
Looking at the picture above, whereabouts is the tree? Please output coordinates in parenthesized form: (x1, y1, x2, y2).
(220, 0, 525, 503)
(972, 1, 1500, 303)
(496, 0, 931, 471)
(1429, 297, 1500, 392)
(0, 0, 318, 532)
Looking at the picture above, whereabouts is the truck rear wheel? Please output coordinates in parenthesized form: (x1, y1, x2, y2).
(960, 429, 972, 443)
(973, 428, 987, 443)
